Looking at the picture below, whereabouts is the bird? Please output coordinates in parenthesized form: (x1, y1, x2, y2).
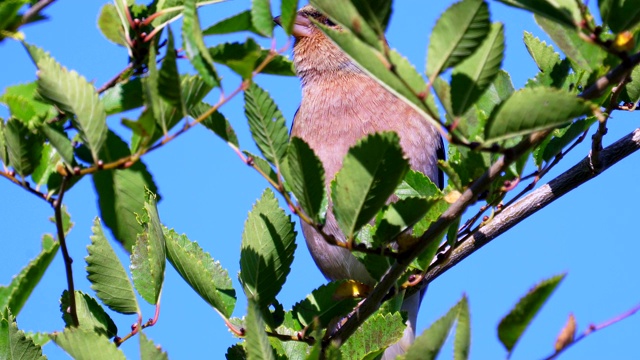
(275, 5, 444, 359)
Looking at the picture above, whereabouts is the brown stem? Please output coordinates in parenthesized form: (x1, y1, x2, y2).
(22, 0, 55, 24)
(96, 63, 134, 94)
(0, 170, 52, 203)
(53, 176, 78, 327)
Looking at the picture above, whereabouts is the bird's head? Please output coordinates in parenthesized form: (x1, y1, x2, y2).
(274, 5, 361, 82)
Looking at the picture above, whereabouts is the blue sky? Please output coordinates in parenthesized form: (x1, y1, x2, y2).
(1, 1, 639, 359)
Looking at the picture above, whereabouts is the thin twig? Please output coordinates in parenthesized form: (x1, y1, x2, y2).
(52, 176, 78, 327)
(0, 171, 52, 203)
(542, 303, 640, 360)
(22, 0, 55, 24)
(96, 63, 134, 94)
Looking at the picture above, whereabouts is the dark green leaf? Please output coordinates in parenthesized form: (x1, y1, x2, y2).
(4, 118, 42, 177)
(599, 0, 640, 33)
(0, 120, 7, 166)
(454, 296, 471, 360)
(292, 281, 359, 329)
(536, 117, 595, 165)
(195, 103, 239, 147)
(341, 312, 406, 359)
(40, 124, 75, 165)
(497, 0, 580, 28)
(621, 63, 640, 104)
(158, 27, 184, 111)
(332, 132, 409, 239)
(245, 298, 277, 360)
(485, 87, 593, 142)
(182, 0, 220, 87)
(498, 274, 566, 352)
(279, 0, 299, 35)
(86, 217, 139, 314)
(451, 22, 505, 116)
(203, 10, 260, 35)
(165, 227, 236, 318)
(209, 39, 264, 79)
(0, 1, 24, 34)
(240, 189, 296, 309)
(374, 197, 432, 244)
(60, 291, 118, 338)
(93, 131, 158, 251)
(310, 0, 383, 50)
(244, 83, 289, 171)
(130, 191, 166, 305)
(102, 78, 144, 115)
(30, 143, 59, 187)
(282, 137, 325, 223)
(426, 0, 491, 78)
(0, 235, 59, 316)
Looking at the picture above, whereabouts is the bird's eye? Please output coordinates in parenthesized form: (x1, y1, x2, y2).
(323, 18, 337, 26)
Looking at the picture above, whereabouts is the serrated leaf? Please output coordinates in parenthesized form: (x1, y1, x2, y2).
(454, 297, 470, 360)
(240, 189, 296, 308)
(484, 87, 593, 142)
(36, 55, 107, 163)
(140, 332, 169, 360)
(93, 131, 158, 251)
(86, 217, 139, 314)
(535, 15, 607, 73)
(203, 10, 261, 35)
(0, 83, 56, 124)
(98, 3, 127, 46)
(60, 291, 118, 338)
(158, 27, 183, 111)
(0, 235, 59, 316)
(404, 296, 467, 360)
(195, 103, 239, 147)
(282, 137, 325, 223)
(4, 118, 42, 177)
(497, 0, 580, 28)
(245, 298, 277, 360)
(599, 0, 640, 33)
(292, 281, 359, 329)
(50, 328, 126, 360)
(130, 191, 166, 305)
(341, 312, 406, 360)
(426, 0, 491, 78)
(251, 0, 274, 37)
(451, 22, 504, 116)
(165, 227, 236, 318)
(244, 83, 289, 171)
(310, 0, 383, 50)
(208, 39, 264, 79)
(498, 274, 566, 352)
(40, 124, 75, 165)
(523, 31, 561, 72)
(331, 132, 409, 239)
(182, 0, 219, 87)
(0, 308, 46, 360)
(102, 78, 144, 115)
(374, 197, 432, 245)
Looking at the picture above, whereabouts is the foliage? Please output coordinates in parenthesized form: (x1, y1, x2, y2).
(1, 0, 639, 359)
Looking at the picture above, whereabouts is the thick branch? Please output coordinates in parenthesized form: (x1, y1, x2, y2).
(425, 128, 640, 283)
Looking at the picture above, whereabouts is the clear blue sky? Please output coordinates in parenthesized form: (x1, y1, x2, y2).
(1, 1, 639, 359)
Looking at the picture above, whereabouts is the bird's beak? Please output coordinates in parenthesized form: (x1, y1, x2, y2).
(273, 13, 313, 38)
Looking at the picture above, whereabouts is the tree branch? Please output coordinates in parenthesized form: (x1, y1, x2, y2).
(426, 128, 640, 283)
(22, 0, 56, 25)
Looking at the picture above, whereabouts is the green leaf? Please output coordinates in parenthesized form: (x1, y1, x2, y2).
(4, 118, 42, 177)
(426, 0, 491, 78)
(292, 281, 359, 329)
(97, 3, 127, 46)
(86, 217, 139, 314)
(396, 170, 444, 201)
(484, 87, 593, 142)
(282, 137, 325, 223)
(599, 0, 640, 33)
(451, 22, 505, 116)
(102, 78, 144, 115)
(0, 0, 24, 34)
(0, 308, 46, 360)
(251, 0, 274, 37)
(341, 312, 406, 359)
(454, 297, 471, 360)
(0, 120, 8, 166)
(0, 82, 56, 126)
(498, 274, 566, 352)
(245, 298, 277, 360)
(195, 104, 239, 147)
(203, 10, 261, 35)
(279, 0, 299, 35)
(310, 0, 383, 49)
(158, 27, 184, 112)
(350, 0, 393, 33)
(621, 62, 640, 104)
(208, 39, 264, 79)
(30, 143, 58, 187)
(536, 117, 595, 165)
(93, 131, 158, 251)
(139, 332, 169, 360)
(374, 197, 432, 244)
(50, 328, 126, 360)
(240, 189, 296, 308)
(36, 54, 108, 163)
(497, 0, 580, 28)
(40, 124, 75, 166)
(535, 15, 607, 73)
(244, 151, 279, 185)
(0, 235, 59, 316)
(331, 132, 409, 239)
(523, 31, 561, 72)
(165, 227, 236, 318)
(244, 83, 289, 171)
(404, 296, 467, 360)
(60, 291, 118, 338)
(182, 0, 219, 87)
(130, 191, 166, 305)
